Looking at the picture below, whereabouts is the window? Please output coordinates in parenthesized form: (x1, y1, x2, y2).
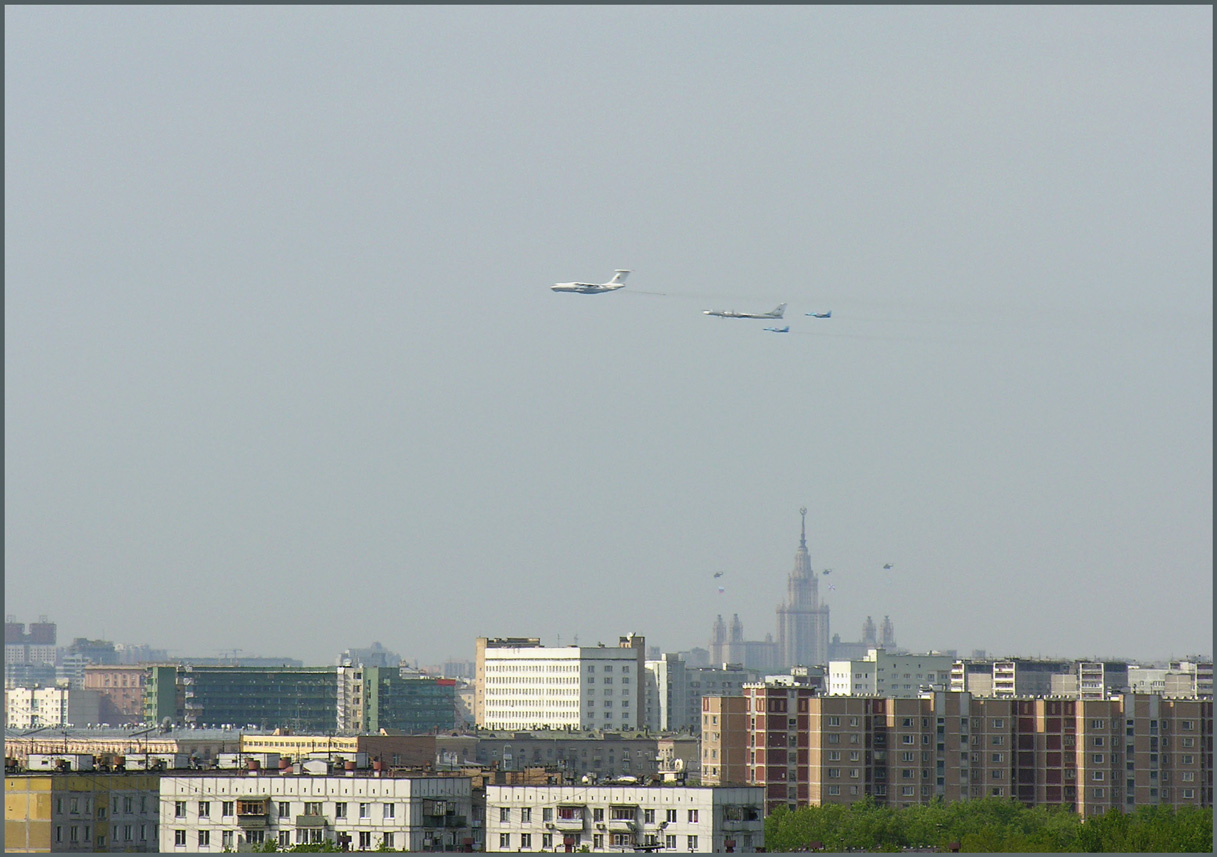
(1183, 755, 1195, 765)
(1093, 737, 1105, 747)
(827, 716, 840, 726)
(687, 809, 699, 823)
(687, 835, 699, 850)
(360, 803, 370, 819)
(359, 832, 372, 850)
(335, 802, 347, 819)
(1181, 737, 1195, 748)
(543, 834, 554, 848)
(521, 833, 532, 849)
(174, 802, 186, 819)
(222, 801, 234, 818)
(198, 801, 209, 818)
(828, 768, 841, 779)
(1183, 789, 1195, 799)
(543, 807, 553, 822)
(304, 802, 322, 816)
(278, 831, 291, 848)
(901, 718, 914, 727)
(499, 806, 510, 822)
(383, 803, 395, 820)
(1092, 771, 1104, 781)
(828, 785, 841, 795)
(902, 735, 915, 745)
(198, 830, 210, 847)
(593, 835, 604, 849)
(1092, 788, 1105, 798)
(221, 831, 233, 849)
(992, 719, 1004, 728)
(828, 751, 841, 761)
(992, 753, 1004, 763)
(666, 809, 677, 823)
(1093, 754, 1104, 764)
(175, 830, 186, 846)
(594, 808, 604, 822)
(666, 835, 677, 849)
(991, 736, 1005, 746)
(644, 809, 655, 824)
(902, 786, 915, 797)
(828, 734, 840, 744)
(1181, 772, 1196, 782)
(1182, 720, 1195, 730)
(278, 802, 290, 818)
(521, 807, 531, 823)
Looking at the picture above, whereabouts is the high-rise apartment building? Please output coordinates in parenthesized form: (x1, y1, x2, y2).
(700, 696, 750, 786)
(724, 687, 1211, 816)
(475, 636, 646, 731)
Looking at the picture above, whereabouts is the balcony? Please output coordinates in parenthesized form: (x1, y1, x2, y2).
(553, 814, 586, 831)
(295, 816, 327, 829)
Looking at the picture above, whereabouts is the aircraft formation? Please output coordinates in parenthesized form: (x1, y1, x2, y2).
(551, 269, 831, 333)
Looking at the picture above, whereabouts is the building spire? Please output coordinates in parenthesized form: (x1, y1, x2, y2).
(799, 506, 807, 550)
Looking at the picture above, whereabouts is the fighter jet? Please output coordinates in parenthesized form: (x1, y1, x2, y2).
(551, 269, 630, 294)
(763, 325, 790, 333)
(704, 303, 786, 319)
(806, 311, 832, 318)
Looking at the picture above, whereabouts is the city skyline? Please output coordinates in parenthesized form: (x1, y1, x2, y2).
(6, 7, 1211, 667)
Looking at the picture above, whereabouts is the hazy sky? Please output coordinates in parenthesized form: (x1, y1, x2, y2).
(6, 6, 1211, 668)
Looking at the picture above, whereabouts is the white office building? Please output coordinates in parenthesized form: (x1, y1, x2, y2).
(475, 636, 646, 731)
(485, 784, 764, 853)
(827, 649, 953, 697)
(158, 772, 474, 853)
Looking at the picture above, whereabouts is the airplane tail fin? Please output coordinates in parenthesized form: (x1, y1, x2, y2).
(772, 303, 787, 318)
(608, 270, 631, 285)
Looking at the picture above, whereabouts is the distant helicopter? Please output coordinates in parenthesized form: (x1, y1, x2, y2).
(883, 563, 894, 570)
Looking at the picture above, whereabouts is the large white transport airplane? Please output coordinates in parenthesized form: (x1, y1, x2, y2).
(703, 303, 787, 319)
(551, 269, 631, 294)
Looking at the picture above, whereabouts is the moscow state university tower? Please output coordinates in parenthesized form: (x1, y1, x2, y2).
(776, 507, 830, 669)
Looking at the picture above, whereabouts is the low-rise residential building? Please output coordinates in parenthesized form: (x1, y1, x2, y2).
(4, 727, 246, 768)
(484, 784, 764, 853)
(4, 771, 160, 853)
(239, 733, 437, 770)
(158, 771, 474, 852)
(456, 730, 699, 782)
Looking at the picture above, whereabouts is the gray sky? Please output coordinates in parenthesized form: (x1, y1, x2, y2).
(6, 6, 1211, 668)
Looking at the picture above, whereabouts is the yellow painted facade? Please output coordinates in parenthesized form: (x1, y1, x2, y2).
(4, 774, 159, 853)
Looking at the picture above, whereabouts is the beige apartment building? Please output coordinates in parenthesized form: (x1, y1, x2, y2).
(700, 696, 749, 786)
(719, 686, 1211, 816)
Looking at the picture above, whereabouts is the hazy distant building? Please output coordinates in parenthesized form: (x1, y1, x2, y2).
(337, 641, 402, 668)
(1127, 660, 1214, 698)
(474, 635, 646, 731)
(951, 658, 1132, 699)
(5, 616, 58, 688)
(776, 508, 830, 669)
(827, 648, 954, 697)
(83, 665, 148, 726)
(6, 685, 102, 729)
(644, 655, 756, 733)
(711, 509, 853, 673)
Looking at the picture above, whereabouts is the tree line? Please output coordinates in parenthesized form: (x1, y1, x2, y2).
(763, 797, 1213, 852)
